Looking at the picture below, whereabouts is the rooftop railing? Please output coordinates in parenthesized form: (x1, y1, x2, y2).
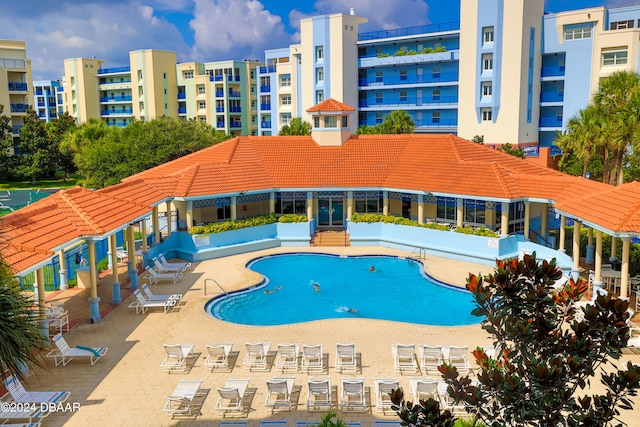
(359, 21, 460, 41)
(98, 66, 131, 75)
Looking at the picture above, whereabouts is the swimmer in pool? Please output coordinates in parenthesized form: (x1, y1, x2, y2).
(347, 308, 358, 313)
(313, 282, 320, 292)
(264, 285, 282, 294)
(369, 266, 376, 272)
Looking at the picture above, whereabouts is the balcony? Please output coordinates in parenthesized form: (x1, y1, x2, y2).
(12, 125, 23, 134)
(260, 85, 271, 92)
(539, 116, 563, 128)
(359, 95, 458, 108)
(541, 65, 565, 78)
(414, 118, 458, 128)
(216, 106, 224, 113)
(50, 113, 57, 118)
(99, 79, 132, 85)
(359, 21, 460, 41)
(261, 121, 272, 128)
(101, 109, 133, 116)
(259, 66, 276, 73)
(48, 101, 56, 107)
(100, 96, 133, 103)
(38, 112, 46, 118)
(177, 93, 186, 100)
(8, 82, 28, 91)
(211, 75, 223, 81)
(228, 91, 241, 98)
(215, 90, 224, 97)
(358, 73, 458, 87)
(260, 103, 271, 111)
(540, 92, 564, 103)
(10, 104, 30, 113)
(216, 121, 225, 127)
(35, 89, 43, 95)
(230, 121, 242, 128)
(229, 106, 241, 113)
(98, 66, 131, 75)
(178, 107, 187, 114)
(37, 101, 45, 107)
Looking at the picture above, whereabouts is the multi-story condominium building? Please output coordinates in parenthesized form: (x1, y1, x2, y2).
(63, 49, 177, 127)
(33, 80, 64, 122)
(0, 40, 33, 141)
(176, 59, 261, 136)
(258, 0, 640, 151)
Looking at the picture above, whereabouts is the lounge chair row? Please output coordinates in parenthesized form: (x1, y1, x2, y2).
(393, 344, 472, 374)
(164, 375, 465, 419)
(128, 285, 183, 314)
(160, 342, 360, 374)
(143, 255, 191, 284)
(218, 422, 381, 427)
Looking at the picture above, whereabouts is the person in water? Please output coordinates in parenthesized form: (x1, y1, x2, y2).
(264, 285, 282, 294)
(347, 308, 358, 313)
(313, 282, 320, 292)
(369, 266, 375, 272)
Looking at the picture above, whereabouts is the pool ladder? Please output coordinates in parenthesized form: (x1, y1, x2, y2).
(409, 247, 426, 260)
(204, 278, 230, 297)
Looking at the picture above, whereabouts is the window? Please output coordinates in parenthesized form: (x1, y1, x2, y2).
(280, 74, 291, 87)
(139, 101, 144, 111)
(375, 113, 383, 124)
(324, 116, 338, 128)
(436, 197, 456, 221)
(137, 70, 143, 80)
(281, 95, 291, 105)
(314, 116, 320, 127)
(400, 70, 408, 81)
(482, 53, 493, 71)
(183, 70, 194, 79)
(260, 76, 270, 87)
(375, 71, 383, 83)
(400, 91, 407, 102)
(316, 46, 324, 61)
(432, 89, 440, 101)
(138, 87, 143, 96)
(564, 24, 592, 40)
(275, 195, 306, 216)
(464, 200, 486, 225)
(280, 112, 291, 125)
(316, 68, 324, 83)
(163, 72, 167, 79)
(316, 90, 324, 103)
(483, 26, 494, 44)
(197, 85, 205, 94)
(198, 101, 206, 109)
(432, 66, 440, 79)
(482, 82, 492, 97)
(355, 192, 383, 214)
(482, 108, 492, 121)
(375, 92, 382, 103)
(611, 20, 634, 30)
(341, 116, 348, 127)
(602, 49, 628, 66)
(432, 112, 440, 123)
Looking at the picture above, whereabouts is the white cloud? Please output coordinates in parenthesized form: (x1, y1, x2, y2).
(0, 2, 190, 80)
(189, 0, 293, 62)
(310, 0, 431, 30)
(605, 0, 640, 7)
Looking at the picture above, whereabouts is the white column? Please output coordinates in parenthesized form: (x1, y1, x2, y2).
(346, 191, 353, 220)
(418, 196, 425, 224)
(500, 202, 509, 237)
(165, 201, 172, 236)
(58, 249, 68, 290)
(595, 230, 603, 283)
(230, 196, 237, 221)
(141, 219, 148, 252)
(152, 206, 160, 244)
(456, 198, 463, 228)
(306, 191, 313, 220)
(620, 238, 631, 299)
(523, 202, 530, 241)
(185, 201, 193, 229)
(540, 202, 548, 238)
(571, 220, 581, 281)
(269, 192, 275, 214)
(559, 215, 566, 252)
(383, 191, 389, 216)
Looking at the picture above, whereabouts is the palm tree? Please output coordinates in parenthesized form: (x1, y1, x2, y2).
(0, 249, 48, 380)
(279, 117, 311, 136)
(555, 104, 604, 178)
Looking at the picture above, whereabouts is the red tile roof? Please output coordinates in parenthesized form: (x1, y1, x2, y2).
(306, 98, 355, 112)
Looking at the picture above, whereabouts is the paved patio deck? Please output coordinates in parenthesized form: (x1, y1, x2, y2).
(9, 246, 640, 426)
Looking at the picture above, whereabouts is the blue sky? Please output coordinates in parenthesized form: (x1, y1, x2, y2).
(0, 0, 636, 80)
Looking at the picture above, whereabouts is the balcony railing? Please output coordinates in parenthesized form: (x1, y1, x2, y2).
(211, 75, 223, 81)
(229, 91, 241, 98)
(0, 58, 26, 69)
(541, 65, 566, 78)
(97, 66, 131, 75)
(229, 106, 241, 113)
(359, 21, 460, 41)
(8, 82, 28, 91)
(260, 85, 271, 92)
(539, 116, 563, 127)
(101, 109, 133, 116)
(414, 118, 458, 128)
(37, 101, 45, 107)
(10, 104, 30, 113)
(359, 95, 458, 108)
(540, 92, 564, 103)
(215, 90, 224, 97)
(35, 89, 43, 95)
(178, 107, 187, 114)
(260, 103, 271, 110)
(230, 121, 242, 128)
(48, 101, 56, 107)
(216, 121, 225, 127)
(216, 106, 224, 113)
(177, 93, 186, 100)
(100, 96, 133, 102)
(261, 121, 272, 128)
(99, 79, 131, 85)
(259, 66, 276, 73)
(359, 73, 459, 87)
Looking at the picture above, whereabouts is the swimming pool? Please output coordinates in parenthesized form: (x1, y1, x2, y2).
(205, 253, 480, 326)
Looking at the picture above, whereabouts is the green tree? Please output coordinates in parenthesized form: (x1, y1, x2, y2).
(556, 105, 605, 179)
(279, 117, 311, 135)
(15, 109, 57, 182)
(0, 250, 48, 381)
(379, 110, 415, 134)
(0, 104, 16, 181)
(496, 143, 525, 158)
(46, 112, 77, 180)
(400, 255, 640, 426)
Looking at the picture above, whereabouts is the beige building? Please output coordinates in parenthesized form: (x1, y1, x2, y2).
(0, 40, 33, 141)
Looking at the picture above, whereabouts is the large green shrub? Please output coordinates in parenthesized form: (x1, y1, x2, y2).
(350, 213, 499, 237)
(190, 215, 277, 235)
(277, 214, 308, 223)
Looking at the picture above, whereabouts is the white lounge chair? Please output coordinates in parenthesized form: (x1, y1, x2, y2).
(161, 343, 195, 373)
(46, 333, 108, 366)
(128, 289, 177, 314)
(46, 302, 69, 333)
(3, 375, 70, 405)
(0, 403, 47, 424)
(143, 265, 183, 284)
(159, 254, 191, 270)
(260, 421, 288, 427)
(437, 380, 465, 415)
(301, 344, 324, 373)
(276, 343, 300, 373)
(419, 345, 442, 374)
(244, 342, 272, 371)
(335, 343, 357, 373)
(392, 343, 418, 373)
(141, 283, 182, 301)
(448, 346, 470, 373)
(163, 379, 203, 419)
(215, 378, 250, 417)
(204, 343, 233, 371)
(265, 376, 296, 412)
(340, 377, 367, 412)
(297, 422, 359, 427)
(374, 377, 399, 414)
(153, 257, 187, 273)
(409, 377, 439, 404)
(307, 377, 333, 412)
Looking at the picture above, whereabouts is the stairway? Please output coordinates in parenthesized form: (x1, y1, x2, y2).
(312, 231, 350, 246)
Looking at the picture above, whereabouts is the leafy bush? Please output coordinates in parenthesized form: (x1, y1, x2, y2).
(190, 214, 276, 235)
(350, 213, 498, 236)
(277, 214, 308, 223)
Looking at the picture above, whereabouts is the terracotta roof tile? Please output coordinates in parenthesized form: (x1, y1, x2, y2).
(306, 98, 355, 113)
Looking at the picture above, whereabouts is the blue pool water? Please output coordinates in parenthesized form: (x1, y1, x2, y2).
(205, 254, 480, 326)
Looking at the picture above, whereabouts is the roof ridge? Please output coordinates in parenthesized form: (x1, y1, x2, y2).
(491, 163, 514, 198)
(59, 189, 105, 235)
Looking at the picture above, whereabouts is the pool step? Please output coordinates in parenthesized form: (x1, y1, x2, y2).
(312, 231, 350, 247)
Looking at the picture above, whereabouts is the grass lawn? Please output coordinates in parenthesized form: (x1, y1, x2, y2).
(0, 174, 81, 190)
